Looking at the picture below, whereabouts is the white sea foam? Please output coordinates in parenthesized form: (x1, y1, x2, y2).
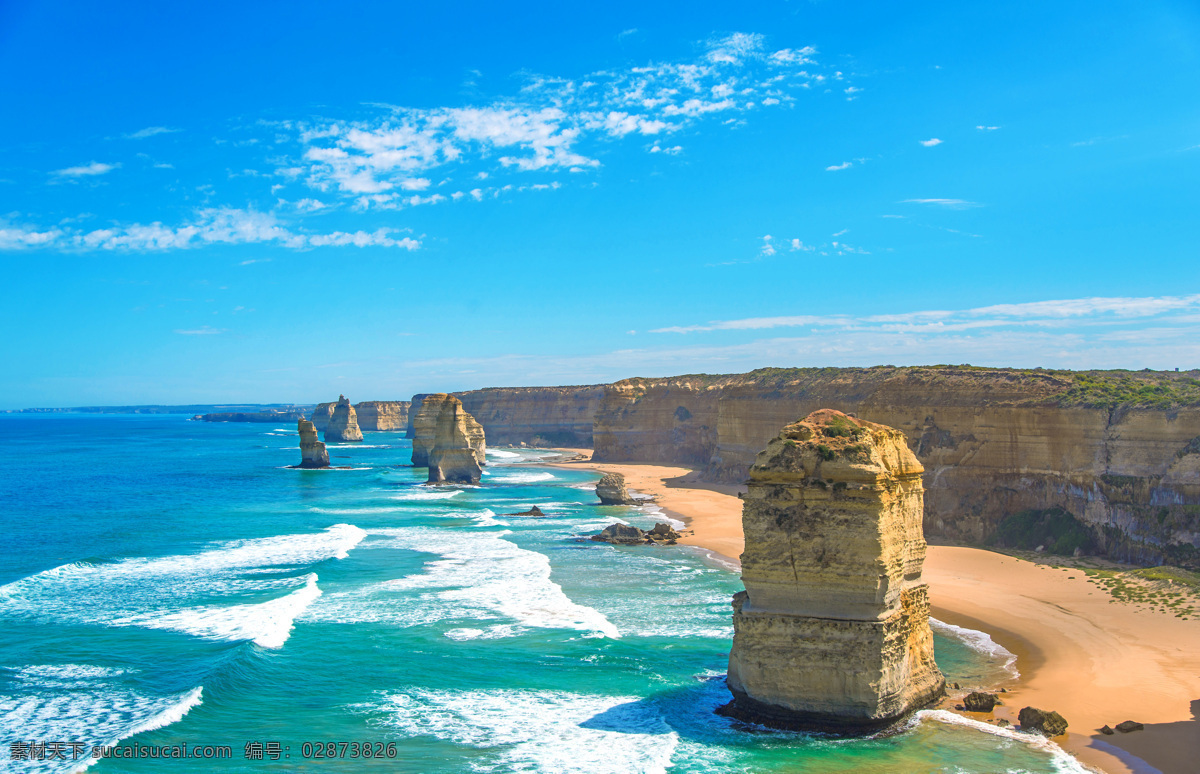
(306, 527, 619, 638)
(486, 471, 556, 484)
(368, 688, 678, 774)
(486, 449, 522, 459)
(389, 489, 462, 501)
(0, 669, 203, 774)
(918, 709, 1092, 774)
(930, 618, 1019, 679)
(443, 624, 525, 641)
(0, 525, 364, 646)
(111, 574, 321, 648)
(309, 506, 402, 515)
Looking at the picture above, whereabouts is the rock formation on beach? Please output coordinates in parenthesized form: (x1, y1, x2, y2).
(1018, 707, 1069, 736)
(595, 472, 637, 505)
(723, 409, 945, 731)
(324, 395, 364, 443)
(411, 394, 485, 469)
(591, 522, 683, 545)
(295, 419, 330, 468)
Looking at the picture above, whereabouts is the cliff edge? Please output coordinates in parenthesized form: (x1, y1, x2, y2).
(724, 409, 944, 730)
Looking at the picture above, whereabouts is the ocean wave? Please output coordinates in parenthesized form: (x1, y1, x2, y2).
(930, 618, 1019, 679)
(486, 471, 556, 484)
(0, 673, 203, 774)
(485, 449, 522, 459)
(306, 527, 619, 638)
(444, 624, 525, 641)
(309, 506, 402, 515)
(389, 489, 463, 501)
(111, 574, 321, 648)
(366, 688, 678, 774)
(0, 525, 364, 644)
(918, 710, 1091, 774)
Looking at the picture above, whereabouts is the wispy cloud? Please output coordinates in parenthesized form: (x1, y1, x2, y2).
(760, 235, 776, 256)
(919, 138, 943, 147)
(52, 161, 119, 178)
(825, 161, 852, 171)
(652, 293, 1200, 334)
(174, 326, 224, 335)
(0, 209, 419, 252)
(975, 125, 1000, 131)
(281, 33, 840, 208)
(902, 198, 979, 209)
(124, 126, 180, 140)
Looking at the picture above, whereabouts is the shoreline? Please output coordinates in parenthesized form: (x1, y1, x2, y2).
(545, 449, 1200, 774)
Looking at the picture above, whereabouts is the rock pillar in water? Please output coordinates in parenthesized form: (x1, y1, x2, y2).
(411, 393, 485, 469)
(310, 402, 335, 431)
(297, 419, 330, 468)
(425, 396, 486, 484)
(324, 395, 364, 443)
(724, 409, 944, 731)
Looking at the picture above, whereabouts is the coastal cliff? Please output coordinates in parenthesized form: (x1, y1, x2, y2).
(411, 394, 485, 469)
(311, 402, 335, 431)
(591, 367, 1200, 566)
(725, 410, 944, 730)
(324, 395, 364, 443)
(455, 385, 604, 446)
(355, 400, 409, 431)
(296, 419, 330, 468)
(423, 396, 486, 484)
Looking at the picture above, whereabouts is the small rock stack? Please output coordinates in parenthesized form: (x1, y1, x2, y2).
(595, 472, 638, 505)
(296, 419, 330, 469)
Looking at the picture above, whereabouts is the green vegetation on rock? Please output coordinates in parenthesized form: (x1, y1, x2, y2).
(988, 507, 1095, 556)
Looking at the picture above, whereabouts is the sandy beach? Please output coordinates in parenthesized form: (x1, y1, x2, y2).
(549, 450, 1200, 774)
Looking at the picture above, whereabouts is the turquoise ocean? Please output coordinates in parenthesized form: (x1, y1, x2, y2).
(0, 415, 1087, 773)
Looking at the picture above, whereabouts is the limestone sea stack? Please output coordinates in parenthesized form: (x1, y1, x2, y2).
(426, 398, 487, 485)
(723, 409, 944, 731)
(324, 395, 364, 443)
(411, 394, 485, 468)
(296, 419, 330, 468)
(595, 472, 637, 505)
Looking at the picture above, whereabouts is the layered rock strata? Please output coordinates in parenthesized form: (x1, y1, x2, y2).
(595, 472, 637, 505)
(324, 395, 364, 443)
(411, 394, 485, 468)
(456, 385, 604, 446)
(724, 410, 944, 731)
(354, 400, 410, 431)
(296, 419, 330, 468)
(423, 397, 486, 484)
(310, 402, 336, 431)
(591, 367, 1200, 566)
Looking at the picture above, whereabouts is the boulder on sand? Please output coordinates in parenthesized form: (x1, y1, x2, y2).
(595, 472, 637, 505)
(1018, 707, 1069, 736)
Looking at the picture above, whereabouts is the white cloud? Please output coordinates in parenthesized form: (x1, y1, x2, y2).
(649, 144, 682, 155)
(789, 238, 812, 251)
(288, 32, 839, 202)
(53, 161, 120, 177)
(0, 209, 419, 252)
(825, 161, 852, 171)
(174, 326, 224, 335)
(919, 138, 943, 147)
(902, 198, 979, 209)
(976, 125, 1000, 131)
(759, 235, 776, 256)
(124, 127, 180, 140)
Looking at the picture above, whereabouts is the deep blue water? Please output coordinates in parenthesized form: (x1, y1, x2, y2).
(0, 415, 1083, 773)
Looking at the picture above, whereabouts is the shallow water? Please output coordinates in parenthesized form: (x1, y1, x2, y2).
(0, 415, 1080, 773)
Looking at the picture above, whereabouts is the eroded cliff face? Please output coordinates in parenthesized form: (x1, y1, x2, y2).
(725, 410, 944, 730)
(310, 402, 335, 431)
(455, 385, 604, 447)
(296, 419, 330, 468)
(355, 400, 410, 431)
(423, 397, 486, 484)
(411, 394, 485, 468)
(325, 395, 364, 443)
(593, 368, 1200, 566)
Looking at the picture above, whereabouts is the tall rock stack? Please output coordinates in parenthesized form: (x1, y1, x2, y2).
(724, 409, 944, 731)
(595, 472, 637, 505)
(324, 395, 364, 443)
(411, 394, 486, 468)
(296, 419, 330, 468)
(425, 398, 487, 484)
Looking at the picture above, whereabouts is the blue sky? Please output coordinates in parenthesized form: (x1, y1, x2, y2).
(2, 0, 1198, 407)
